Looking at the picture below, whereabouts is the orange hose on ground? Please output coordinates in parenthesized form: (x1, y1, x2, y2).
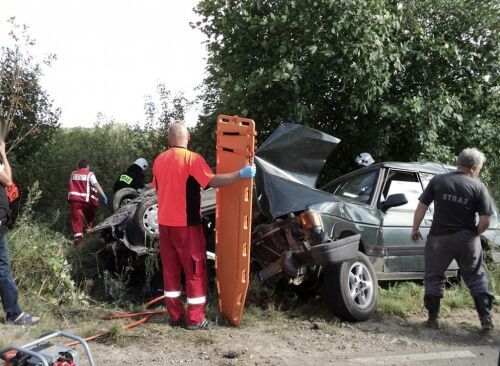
(2, 295, 167, 363)
(103, 310, 166, 320)
(66, 314, 156, 346)
(66, 295, 167, 347)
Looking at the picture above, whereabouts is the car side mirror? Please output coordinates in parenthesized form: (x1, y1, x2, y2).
(379, 193, 408, 211)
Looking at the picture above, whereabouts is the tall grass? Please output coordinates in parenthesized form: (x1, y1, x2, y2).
(6, 182, 500, 325)
(377, 266, 500, 318)
(486, 262, 500, 296)
(378, 281, 472, 317)
(8, 182, 88, 305)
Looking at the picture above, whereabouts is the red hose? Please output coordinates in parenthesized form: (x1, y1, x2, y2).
(2, 295, 167, 362)
(66, 295, 167, 347)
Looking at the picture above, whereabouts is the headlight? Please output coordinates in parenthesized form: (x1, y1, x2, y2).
(299, 211, 323, 229)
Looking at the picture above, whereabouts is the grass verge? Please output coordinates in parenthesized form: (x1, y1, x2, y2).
(8, 183, 89, 305)
(378, 262, 500, 317)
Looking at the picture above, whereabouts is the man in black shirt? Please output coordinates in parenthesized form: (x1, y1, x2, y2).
(113, 158, 148, 193)
(412, 148, 494, 331)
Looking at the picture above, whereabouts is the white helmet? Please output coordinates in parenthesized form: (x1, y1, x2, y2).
(355, 153, 375, 167)
(134, 158, 148, 171)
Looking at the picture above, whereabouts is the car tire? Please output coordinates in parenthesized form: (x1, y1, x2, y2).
(113, 188, 140, 211)
(126, 196, 159, 245)
(324, 252, 379, 322)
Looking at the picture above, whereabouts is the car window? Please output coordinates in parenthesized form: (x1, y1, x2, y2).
(322, 179, 346, 195)
(381, 171, 422, 210)
(418, 172, 435, 212)
(334, 170, 379, 204)
(419, 172, 434, 189)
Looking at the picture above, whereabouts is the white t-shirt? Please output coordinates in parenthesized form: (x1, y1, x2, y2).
(89, 172, 98, 186)
(0, 163, 4, 173)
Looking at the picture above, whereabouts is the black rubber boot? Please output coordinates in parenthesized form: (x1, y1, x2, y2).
(424, 295, 441, 329)
(473, 294, 494, 331)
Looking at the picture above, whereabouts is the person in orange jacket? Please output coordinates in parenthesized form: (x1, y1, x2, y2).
(152, 123, 256, 330)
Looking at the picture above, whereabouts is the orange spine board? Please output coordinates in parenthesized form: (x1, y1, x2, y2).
(215, 115, 256, 326)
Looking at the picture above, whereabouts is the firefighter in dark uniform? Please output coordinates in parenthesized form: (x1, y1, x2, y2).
(412, 148, 494, 331)
(112, 158, 148, 193)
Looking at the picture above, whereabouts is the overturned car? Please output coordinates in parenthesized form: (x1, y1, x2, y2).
(91, 124, 375, 321)
(89, 123, 500, 322)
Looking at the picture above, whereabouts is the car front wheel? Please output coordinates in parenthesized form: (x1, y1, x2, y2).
(323, 252, 378, 322)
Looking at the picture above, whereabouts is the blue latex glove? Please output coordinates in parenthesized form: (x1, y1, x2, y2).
(101, 193, 108, 206)
(239, 164, 256, 179)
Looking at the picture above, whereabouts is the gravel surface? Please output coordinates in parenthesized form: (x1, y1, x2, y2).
(1, 307, 498, 365)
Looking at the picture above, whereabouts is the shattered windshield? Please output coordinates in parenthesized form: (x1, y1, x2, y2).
(333, 170, 379, 204)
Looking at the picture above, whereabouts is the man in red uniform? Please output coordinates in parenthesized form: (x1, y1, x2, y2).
(68, 159, 108, 244)
(153, 122, 255, 330)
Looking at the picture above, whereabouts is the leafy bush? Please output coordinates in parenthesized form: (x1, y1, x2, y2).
(8, 182, 88, 305)
(19, 122, 175, 232)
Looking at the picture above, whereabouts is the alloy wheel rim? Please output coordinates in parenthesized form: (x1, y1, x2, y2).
(348, 261, 374, 309)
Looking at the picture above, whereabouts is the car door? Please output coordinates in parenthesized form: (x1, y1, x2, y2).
(378, 169, 432, 273)
(321, 169, 384, 257)
(419, 172, 435, 227)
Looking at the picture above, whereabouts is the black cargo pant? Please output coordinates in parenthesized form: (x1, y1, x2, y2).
(424, 229, 490, 297)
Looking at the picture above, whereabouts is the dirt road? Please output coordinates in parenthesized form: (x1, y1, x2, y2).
(1, 307, 498, 365)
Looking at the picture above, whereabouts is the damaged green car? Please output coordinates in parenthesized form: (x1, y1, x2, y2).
(89, 124, 500, 322)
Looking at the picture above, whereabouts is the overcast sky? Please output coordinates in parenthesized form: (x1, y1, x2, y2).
(0, 0, 207, 127)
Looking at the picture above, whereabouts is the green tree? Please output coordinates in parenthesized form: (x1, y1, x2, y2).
(19, 83, 189, 231)
(0, 18, 60, 168)
(23, 123, 153, 231)
(132, 82, 189, 158)
(193, 0, 500, 197)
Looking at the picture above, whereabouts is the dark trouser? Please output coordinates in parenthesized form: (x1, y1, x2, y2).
(159, 225, 207, 325)
(424, 229, 490, 297)
(0, 234, 21, 318)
